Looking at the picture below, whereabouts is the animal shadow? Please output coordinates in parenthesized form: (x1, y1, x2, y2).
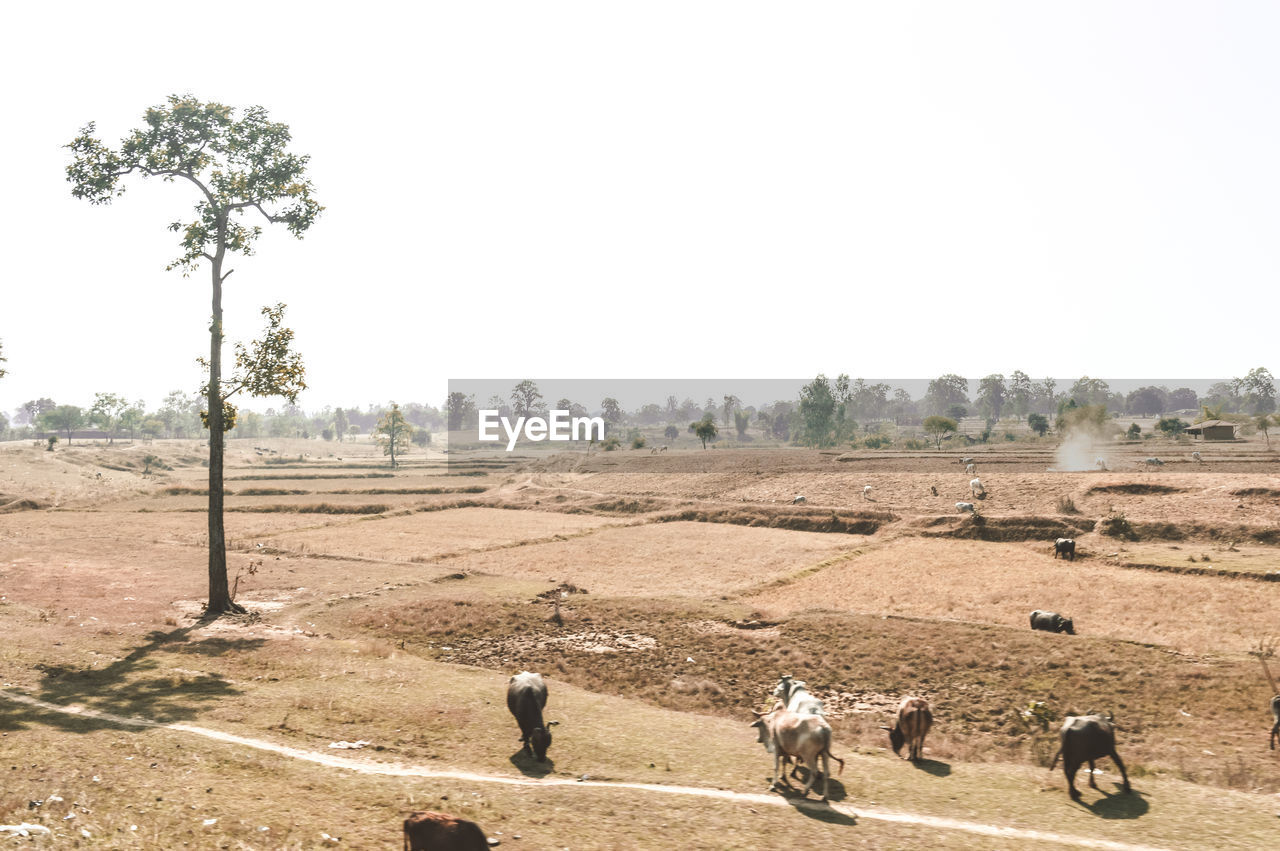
(911, 758, 951, 777)
(772, 769, 848, 803)
(509, 749, 555, 778)
(1083, 787, 1148, 819)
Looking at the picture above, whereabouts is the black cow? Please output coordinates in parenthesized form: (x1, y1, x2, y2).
(1030, 610, 1075, 635)
(1270, 694, 1280, 750)
(1053, 538, 1076, 561)
(1050, 714, 1131, 800)
(507, 671, 552, 761)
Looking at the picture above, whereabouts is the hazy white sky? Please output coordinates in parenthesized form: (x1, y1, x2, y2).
(2, 2, 1276, 414)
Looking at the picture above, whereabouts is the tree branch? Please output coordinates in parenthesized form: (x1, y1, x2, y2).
(227, 199, 284, 223)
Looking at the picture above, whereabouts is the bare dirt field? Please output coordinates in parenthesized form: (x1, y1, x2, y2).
(3, 436, 1280, 849)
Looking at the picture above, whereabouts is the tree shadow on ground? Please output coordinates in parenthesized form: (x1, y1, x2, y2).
(508, 749, 555, 778)
(1082, 787, 1148, 819)
(0, 624, 264, 735)
(912, 757, 951, 777)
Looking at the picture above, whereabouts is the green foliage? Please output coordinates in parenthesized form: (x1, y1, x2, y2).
(733, 408, 751, 439)
(321, 427, 335, 441)
(900, 438, 928, 450)
(799, 374, 836, 447)
(921, 415, 958, 449)
(1126, 422, 1142, 440)
(46, 435, 58, 451)
(601, 434, 621, 451)
(601, 397, 623, 424)
(924, 374, 969, 416)
(0, 338, 6, 380)
(39, 405, 85, 442)
(863, 434, 892, 449)
(411, 429, 431, 447)
(692, 414, 718, 449)
(445, 393, 475, 431)
(1156, 417, 1188, 437)
(629, 429, 646, 450)
(510, 380, 543, 417)
(1101, 510, 1137, 540)
(375, 403, 414, 468)
(664, 425, 679, 441)
(1027, 413, 1049, 437)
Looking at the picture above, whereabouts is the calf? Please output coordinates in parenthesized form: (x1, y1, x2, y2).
(750, 707, 844, 801)
(1053, 538, 1076, 561)
(1030, 610, 1075, 635)
(403, 811, 488, 851)
(1049, 714, 1131, 800)
(507, 671, 552, 761)
(881, 696, 932, 761)
(955, 501, 975, 513)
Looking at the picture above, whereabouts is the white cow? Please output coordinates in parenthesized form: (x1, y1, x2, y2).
(956, 501, 975, 513)
(970, 477, 985, 498)
(862, 485, 873, 500)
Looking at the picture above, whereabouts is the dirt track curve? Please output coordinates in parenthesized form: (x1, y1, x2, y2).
(1, 690, 1170, 851)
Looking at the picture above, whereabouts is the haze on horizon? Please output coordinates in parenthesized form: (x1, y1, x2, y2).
(3, 2, 1278, 413)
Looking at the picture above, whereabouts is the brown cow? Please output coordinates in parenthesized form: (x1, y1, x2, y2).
(403, 811, 489, 850)
(750, 707, 844, 801)
(881, 696, 933, 761)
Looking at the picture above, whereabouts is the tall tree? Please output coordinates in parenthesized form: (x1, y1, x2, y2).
(89, 392, 131, 443)
(923, 374, 969, 417)
(40, 405, 85, 444)
(691, 414, 718, 449)
(67, 95, 322, 616)
(333, 407, 349, 443)
(376, 403, 414, 468)
(445, 392, 475, 431)
(976, 374, 1006, 422)
(1008, 370, 1033, 419)
(922, 415, 958, 449)
(722, 394, 741, 426)
(1068, 376, 1111, 408)
(1234, 367, 1277, 415)
(798, 374, 837, 447)
(601, 398, 623, 424)
(510, 380, 543, 418)
(16, 398, 56, 426)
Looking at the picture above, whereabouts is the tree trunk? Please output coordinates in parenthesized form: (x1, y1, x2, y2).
(205, 227, 244, 617)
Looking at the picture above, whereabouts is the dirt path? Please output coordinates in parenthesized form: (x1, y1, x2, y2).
(2, 690, 1170, 851)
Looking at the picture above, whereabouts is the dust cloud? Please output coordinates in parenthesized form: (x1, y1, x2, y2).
(1052, 430, 1109, 472)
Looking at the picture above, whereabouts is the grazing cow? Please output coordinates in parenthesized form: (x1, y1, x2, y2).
(959, 457, 973, 466)
(1049, 714, 1131, 801)
(881, 696, 933, 761)
(1192, 451, 1202, 463)
(750, 707, 844, 801)
(1053, 538, 1076, 561)
(792, 494, 806, 504)
(773, 675, 825, 715)
(862, 485, 873, 500)
(1095, 458, 1108, 471)
(1270, 694, 1280, 750)
(970, 477, 985, 498)
(965, 463, 976, 475)
(955, 501, 975, 513)
(1030, 610, 1075, 635)
(403, 811, 489, 850)
(507, 671, 552, 761)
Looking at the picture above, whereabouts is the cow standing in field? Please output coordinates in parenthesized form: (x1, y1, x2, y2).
(507, 671, 552, 762)
(403, 811, 489, 850)
(881, 696, 933, 762)
(1030, 610, 1075, 635)
(1053, 538, 1076, 561)
(773, 675, 824, 716)
(1050, 714, 1131, 801)
(751, 707, 844, 801)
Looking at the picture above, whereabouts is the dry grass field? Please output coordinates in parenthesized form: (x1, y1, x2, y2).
(3, 435, 1280, 849)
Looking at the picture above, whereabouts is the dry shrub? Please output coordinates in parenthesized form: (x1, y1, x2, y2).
(1101, 511, 1138, 540)
(1055, 495, 1080, 515)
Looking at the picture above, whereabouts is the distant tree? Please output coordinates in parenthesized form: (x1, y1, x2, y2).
(1167, 387, 1200, 411)
(665, 396, 678, 418)
(923, 374, 969, 417)
(1008, 370, 1033, 419)
(1234, 367, 1277, 415)
(375, 403, 414, 468)
(411, 429, 431, 447)
(799, 374, 837, 447)
(40, 405, 85, 444)
(119, 401, 146, 440)
(601, 397, 623, 424)
(664, 425, 679, 441)
(347, 424, 361, 441)
(67, 95, 322, 617)
(321, 427, 335, 442)
(1126, 386, 1167, 418)
(15, 398, 56, 427)
(692, 414, 718, 449)
(976, 374, 1006, 422)
(0, 412, 9, 439)
(1027, 413, 1050, 437)
(1035, 378, 1058, 415)
(446, 392, 476, 431)
(945, 404, 968, 421)
(510, 380, 543, 418)
(722, 394, 741, 426)
(1068, 376, 1111, 408)
(734, 408, 751, 439)
(1156, 417, 1188, 437)
(141, 417, 165, 440)
(89, 392, 131, 443)
(638, 403, 663, 424)
(890, 387, 915, 424)
(333, 407, 349, 443)
(555, 398, 573, 413)
(678, 398, 701, 421)
(0, 339, 7, 381)
(1057, 403, 1109, 436)
(1256, 414, 1274, 448)
(628, 429, 646, 450)
(1127, 422, 1142, 440)
(921, 415, 958, 449)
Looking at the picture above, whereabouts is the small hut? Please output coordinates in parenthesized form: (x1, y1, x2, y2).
(1184, 420, 1236, 441)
